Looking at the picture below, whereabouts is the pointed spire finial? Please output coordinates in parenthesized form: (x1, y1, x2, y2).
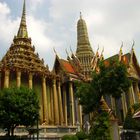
(65, 49, 71, 60)
(97, 44, 99, 52)
(121, 41, 123, 49)
(69, 45, 73, 54)
(80, 12, 82, 19)
(120, 41, 123, 54)
(53, 47, 57, 55)
(101, 47, 104, 54)
(65, 49, 69, 56)
(99, 47, 104, 61)
(17, 0, 28, 38)
(23, 0, 26, 16)
(132, 40, 135, 51)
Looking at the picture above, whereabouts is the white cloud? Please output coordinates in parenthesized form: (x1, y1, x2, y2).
(0, 2, 19, 50)
(1, 0, 140, 69)
(29, 0, 44, 11)
(0, 2, 10, 15)
(27, 16, 54, 52)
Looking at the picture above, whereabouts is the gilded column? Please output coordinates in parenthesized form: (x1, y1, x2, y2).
(136, 82, 140, 102)
(53, 79, 59, 125)
(133, 82, 139, 103)
(121, 93, 127, 119)
(58, 80, 64, 125)
(78, 104, 83, 126)
(132, 84, 136, 104)
(4, 70, 10, 88)
(42, 77, 48, 124)
(47, 84, 51, 125)
(50, 86, 54, 125)
(63, 85, 68, 126)
(130, 84, 135, 105)
(29, 73, 33, 89)
(110, 96, 116, 116)
(16, 71, 21, 88)
(0, 73, 2, 90)
(69, 81, 75, 126)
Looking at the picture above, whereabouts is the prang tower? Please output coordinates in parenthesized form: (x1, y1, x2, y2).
(76, 13, 94, 78)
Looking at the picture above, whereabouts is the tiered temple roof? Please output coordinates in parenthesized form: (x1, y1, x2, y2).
(1, 0, 50, 76)
(53, 53, 84, 83)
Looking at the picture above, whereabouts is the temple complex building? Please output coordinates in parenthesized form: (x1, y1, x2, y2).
(0, 0, 83, 130)
(0, 0, 140, 137)
(91, 43, 140, 124)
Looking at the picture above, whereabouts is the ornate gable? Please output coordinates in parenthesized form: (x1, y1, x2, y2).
(128, 52, 140, 80)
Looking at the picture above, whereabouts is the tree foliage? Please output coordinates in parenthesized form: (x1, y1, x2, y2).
(89, 111, 112, 140)
(76, 59, 131, 139)
(76, 59, 131, 114)
(76, 130, 88, 140)
(0, 86, 39, 136)
(62, 135, 78, 140)
(123, 103, 140, 130)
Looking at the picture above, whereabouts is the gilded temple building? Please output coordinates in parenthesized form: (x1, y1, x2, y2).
(91, 44, 140, 123)
(110, 46, 140, 123)
(0, 0, 83, 129)
(0, 0, 140, 136)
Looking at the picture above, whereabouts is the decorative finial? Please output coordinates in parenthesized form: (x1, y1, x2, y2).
(17, 0, 28, 38)
(101, 47, 104, 54)
(99, 47, 104, 60)
(97, 44, 99, 52)
(121, 41, 123, 49)
(53, 47, 57, 55)
(65, 49, 69, 56)
(23, 0, 26, 16)
(69, 45, 73, 54)
(80, 12, 82, 19)
(65, 49, 71, 60)
(120, 41, 123, 53)
(132, 40, 135, 51)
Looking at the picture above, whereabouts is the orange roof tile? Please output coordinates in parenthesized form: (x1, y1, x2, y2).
(60, 59, 76, 74)
(104, 53, 130, 66)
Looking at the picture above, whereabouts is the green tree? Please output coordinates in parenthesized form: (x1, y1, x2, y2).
(89, 111, 111, 140)
(76, 59, 131, 139)
(123, 103, 140, 130)
(0, 86, 39, 136)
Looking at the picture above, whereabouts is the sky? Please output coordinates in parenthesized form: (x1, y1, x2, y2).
(0, 0, 140, 70)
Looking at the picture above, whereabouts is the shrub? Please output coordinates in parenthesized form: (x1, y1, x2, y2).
(62, 135, 71, 140)
(123, 103, 140, 130)
(76, 130, 88, 140)
(62, 135, 78, 140)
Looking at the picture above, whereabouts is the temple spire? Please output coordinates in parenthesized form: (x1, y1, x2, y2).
(17, 0, 28, 38)
(80, 12, 82, 19)
(76, 14, 94, 78)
